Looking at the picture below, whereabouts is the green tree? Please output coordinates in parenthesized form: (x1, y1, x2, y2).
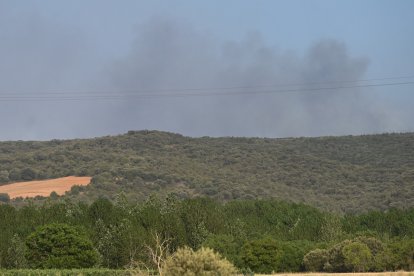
(88, 197, 115, 225)
(94, 219, 130, 268)
(320, 214, 344, 242)
(203, 234, 244, 268)
(25, 223, 99, 268)
(276, 240, 315, 272)
(180, 198, 224, 249)
(241, 238, 281, 274)
(5, 234, 27, 268)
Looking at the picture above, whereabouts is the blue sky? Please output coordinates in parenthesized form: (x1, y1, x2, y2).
(0, 0, 413, 139)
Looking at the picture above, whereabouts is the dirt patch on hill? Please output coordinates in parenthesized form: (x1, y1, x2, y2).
(0, 176, 91, 199)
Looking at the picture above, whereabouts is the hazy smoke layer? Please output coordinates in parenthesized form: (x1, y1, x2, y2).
(0, 16, 409, 140)
(102, 18, 377, 138)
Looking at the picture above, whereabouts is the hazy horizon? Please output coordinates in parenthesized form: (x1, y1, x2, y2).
(1, 1, 413, 141)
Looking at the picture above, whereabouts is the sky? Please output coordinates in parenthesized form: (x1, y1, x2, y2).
(0, 0, 413, 140)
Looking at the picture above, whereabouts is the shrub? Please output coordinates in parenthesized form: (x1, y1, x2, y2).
(303, 249, 329, 272)
(354, 236, 387, 271)
(324, 239, 352, 272)
(388, 239, 414, 271)
(21, 168, 36, 181)
(0, 170, 9, 183)
(342, 241, 372, 272)
(0, 193, 10, 203)
(163, 247, 237, 276)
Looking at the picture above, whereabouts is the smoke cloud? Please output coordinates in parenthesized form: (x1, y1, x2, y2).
(0, 15, 410, 140)
(101, 18, 376, 137)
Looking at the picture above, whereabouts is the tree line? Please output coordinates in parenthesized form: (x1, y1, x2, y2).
(1, 196, 414, 273)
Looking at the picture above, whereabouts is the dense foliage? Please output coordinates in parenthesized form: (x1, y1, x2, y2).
(25, 223, 99, 268)
(0, 269, 143, 275)
(1, 197, 414, 272)
(0, 131, 413, 212)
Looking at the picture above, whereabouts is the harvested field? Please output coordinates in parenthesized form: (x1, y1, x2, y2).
(265, 273, 414, 276)
(0, 176, 91, 199)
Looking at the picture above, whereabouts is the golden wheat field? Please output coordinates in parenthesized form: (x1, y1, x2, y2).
(260, 273, 414, 276)
(0, 176, 91, 198)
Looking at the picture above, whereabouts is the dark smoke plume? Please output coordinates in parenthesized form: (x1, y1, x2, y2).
(0, 16, 409, 140)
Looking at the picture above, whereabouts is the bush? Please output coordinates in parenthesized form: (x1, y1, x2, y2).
(21, 168, 36, 181)
(388, 239, 414, 271)
(308, 237, 384, 272)
(354, 236, 387, 271)
(0, 170, 9, 183)
(25, 223, 100, 268)
(342, 241, 372, 272)
(0, 193, 10, 203)
(163, 247, 237, 276)
(303, 249, 329, 272)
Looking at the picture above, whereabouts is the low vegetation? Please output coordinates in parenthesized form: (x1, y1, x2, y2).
(163, 247, 237, 276)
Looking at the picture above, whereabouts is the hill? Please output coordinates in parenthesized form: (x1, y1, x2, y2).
(1, 130, 413, 212)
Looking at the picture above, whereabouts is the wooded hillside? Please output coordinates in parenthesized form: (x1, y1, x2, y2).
(1, 131, 413, 212)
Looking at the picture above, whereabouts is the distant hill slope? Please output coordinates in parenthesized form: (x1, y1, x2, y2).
(1, 130, 413, 212)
